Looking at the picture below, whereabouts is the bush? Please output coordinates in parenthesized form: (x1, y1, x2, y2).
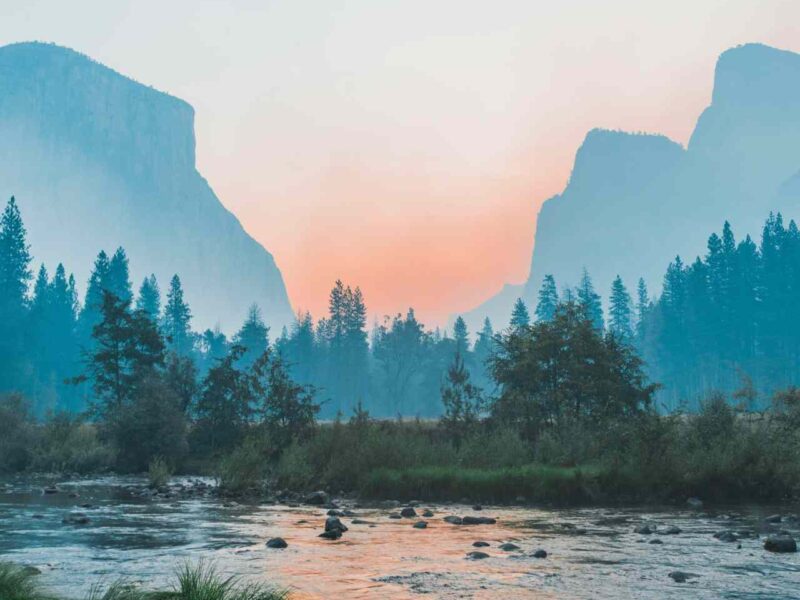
(0, 394, 37, 473)
(0, 562, 48, 600)
(31, 414, 114, 474)
(148, 456, 172, 489)
(217, 439, 266, 496)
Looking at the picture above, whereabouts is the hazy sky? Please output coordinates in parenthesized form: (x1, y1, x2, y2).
(1, 0, 799, 326)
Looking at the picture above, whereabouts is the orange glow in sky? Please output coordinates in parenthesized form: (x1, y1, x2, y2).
(3, 0, 800, 327)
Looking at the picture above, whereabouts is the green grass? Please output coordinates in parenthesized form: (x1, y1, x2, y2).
(0, 562, 51, 600)
(0, 562, 288, 600)
(360, 464, 605, 504)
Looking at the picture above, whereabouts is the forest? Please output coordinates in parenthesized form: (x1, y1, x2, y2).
(1, 195, 800, 503)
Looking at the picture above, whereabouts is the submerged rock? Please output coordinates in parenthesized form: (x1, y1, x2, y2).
(473, 541, 490, 547)
(413, 521, 428, 529)
(266, 537, 288, 549)
(319, 530, 342, 540)
(466, 551, 489, 559)
(444, 516, 463, 525)
(714, 530, 738, 543)
(499, 542, 520, 551)
(649, 539, 663, 545)
(532, 549, 548, 558)
(462, 516, 496, 525)
(663, 526, 682, 535)
(400, 507, 418, 518)
(764, 534, 797, 553)
(633, 524, 655, 535)
(61, 513, 90, 525)
(669, 571, 698, 583)
(422, 510, 434, 518)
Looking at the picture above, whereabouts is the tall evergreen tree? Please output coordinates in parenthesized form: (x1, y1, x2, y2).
(535, 274, 559, 322)
(510, 298, 530, 330)
(635, 278, 649, 339)
(162, 274, 193, 356)
(107, 247, 133, 304)
(78, 251, 112, 347)
(0, 197, 32, 389)
(453, 316, 469, 354)
(577, 268, 604, 331)
(136, 275, 160, 323)
(608, 275, 633, 341)
(233, 304, 269, 369)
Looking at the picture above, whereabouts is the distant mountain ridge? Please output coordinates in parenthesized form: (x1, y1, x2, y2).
(0, 42, 294, 332)
(461, 42, 800, 333)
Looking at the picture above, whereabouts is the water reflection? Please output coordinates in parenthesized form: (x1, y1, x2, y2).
(0, 476, 798, 599)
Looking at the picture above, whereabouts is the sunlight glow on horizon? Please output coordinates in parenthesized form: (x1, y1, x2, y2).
(2, 0, 800, 328)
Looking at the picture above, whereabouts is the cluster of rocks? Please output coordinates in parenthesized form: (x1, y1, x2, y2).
(124, 479, 213, 501)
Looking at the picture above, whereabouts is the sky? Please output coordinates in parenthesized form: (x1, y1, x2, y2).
(1, 0, 799, 327)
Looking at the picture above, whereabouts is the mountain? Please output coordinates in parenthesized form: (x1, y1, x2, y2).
(461, 43, 800, 332)
(0, 42, 294, 333)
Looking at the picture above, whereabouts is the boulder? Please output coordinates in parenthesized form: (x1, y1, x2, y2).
(266, 537, 287, 549)
(714, 531, 738, 543)
(412, 521, 427, 529)
(400, 507, 417, 518)
(325, 516, 348, 534)
(499, 542, 520, 551)
(466, 551, 489, 559)
(473, 541, 490, 547)
(422, 510, 434, 518)
(764, 534, 797, 553)
(532, 549, 547, 558)
(319, 530, 342, 540)
(444, 516, 463, 525)
(305, 491, 329, 505)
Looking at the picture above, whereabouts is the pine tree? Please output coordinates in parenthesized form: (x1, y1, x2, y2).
(0, 197, 32, 389)
(136, 275, 160, 323)
(440, 350, 482, 448)
(608, 275, 633, 341)
(535, 274, 559, 322)
(635, 278, 649, 338)
(510, 298, 530, 330)
(233, 304, 269, 369)
(473, 318, 495, 363)
(453, 316, 469, 354)
(78, 251, 112, 346)
(577, 268, 604, 331)
(107, 247, 132, 304)
(162, 274, 193, 356)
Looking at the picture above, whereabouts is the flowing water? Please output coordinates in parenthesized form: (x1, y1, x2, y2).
(1, 476, 799, 599)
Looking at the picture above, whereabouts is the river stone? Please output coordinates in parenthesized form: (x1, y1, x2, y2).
(266, 537, 288, 549)
(325, 516, 348, 533)
(319, 530, 342, 540)
(669, 571, 697, 583)
(714, 530, 738, 543)
(532, 549, 547, 558)
(764, 534, 797, 553)
(466, 551, 489, 559)
(305, 491, 329, 505)
(422, 510, 434, 518)
(444, 516, 463, 525)
(686, 497, 703, 509)
(473, 541, 490, 547)
(462, 516, 496, 525)
(400, 507, 418, 518)
(649, 539, 663, 545)
(499, 542, 520, 551)
(351, 519, 373, 525)
(663, 526, 682, 535)
(413, 521, 427, 529)
(633, 524, 654, 535)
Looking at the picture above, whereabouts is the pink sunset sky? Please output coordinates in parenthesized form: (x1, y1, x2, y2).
(2, 0, 800, 327)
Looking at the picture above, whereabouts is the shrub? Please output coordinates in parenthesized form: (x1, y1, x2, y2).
(217, 439, 266, 496)
(148, 456, 172, 489)
(0, 562, 48, 600)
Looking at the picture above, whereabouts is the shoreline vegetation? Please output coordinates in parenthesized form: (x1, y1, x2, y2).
(0, 197, 798, 511)
(0, 562, 289, 600)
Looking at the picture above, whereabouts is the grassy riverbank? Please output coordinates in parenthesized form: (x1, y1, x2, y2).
(0, 562, 288, 600)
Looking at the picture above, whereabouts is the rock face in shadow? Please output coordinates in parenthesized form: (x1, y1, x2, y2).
(0, 42, 294, 333)
(462, 43, 800, 333)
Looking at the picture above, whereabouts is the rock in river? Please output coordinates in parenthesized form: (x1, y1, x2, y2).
(444, 516, 463, 525)
(413, 521, 427, 529)
(319, 530, 342, 540)
(325, 516, 348, 534)
(266, 537, 288, 549)
(462, 516, 496, 525)
(499, 542, 520, 551)
(466, 551, 489, 560)
(764, 534, 797, 553)
(473, 541, 490, 547)
(532, 549, 547, 558)
(400, 507, 417, 518)
(669, 571, 698, 583)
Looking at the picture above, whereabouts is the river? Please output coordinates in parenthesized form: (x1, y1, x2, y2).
(0, 476, 798, 599)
